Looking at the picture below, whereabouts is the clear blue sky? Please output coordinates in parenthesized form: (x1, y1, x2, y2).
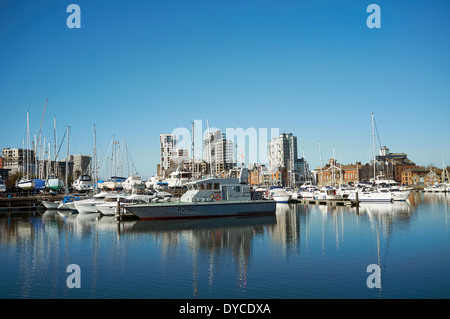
(1, 0, 449, 179)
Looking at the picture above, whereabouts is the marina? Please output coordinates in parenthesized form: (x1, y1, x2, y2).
(1, 1, 450, 302)
(0, 191, 449, 299)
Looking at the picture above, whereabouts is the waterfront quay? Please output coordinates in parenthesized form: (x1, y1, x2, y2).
(295, 197, 359, 207)
(0, 194, 63, 212)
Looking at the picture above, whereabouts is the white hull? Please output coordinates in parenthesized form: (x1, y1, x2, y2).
(314, 187, 341, 200)
(424, 184, 449, 193)
(314, 193, 341, 200)
(73, 183, 93, 192)
(72, 175, 93, 192)
(58, 202, 76, 210)
(272, 195, 291, 203)
(123, 182, 146, 191)
(349, 191, 392, 202)
(42, 200, 60, 209)
(96, 203, 118, 216)
(391, 190, 411, 201)
(298, 191, 315, 199)
(17, 179, 35, 191)
(74, 199, 103, 214)
(269, 188, 292, 203)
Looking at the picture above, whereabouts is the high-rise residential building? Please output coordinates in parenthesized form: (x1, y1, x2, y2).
(203, 130, 234, 175)
(268, 133, 297, 170)
(2, 148, 35, 174)
(160, 134, 177, 176)
(268, 133, 309, 186)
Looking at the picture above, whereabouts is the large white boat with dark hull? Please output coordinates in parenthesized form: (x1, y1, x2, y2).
(125, 168, 276, 220)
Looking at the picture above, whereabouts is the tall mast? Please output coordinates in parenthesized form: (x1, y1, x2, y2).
(372, 113, 376, 180)
(34, 134, 37, 177)
(65, 126, 70, 194)
(121, 136, 125, 177)
(191, 122, 195, 180)
(54, 116, 58, 176)
(26, 110, 30, 177)
(93, 124, 97, 193)
(37, 98, 48, 179)
(111, 135, 115, 178)
(318, 141, 323, 186)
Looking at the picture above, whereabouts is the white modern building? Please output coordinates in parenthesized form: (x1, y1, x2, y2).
(203, 130, 235, 175)
(160, 134, 177, 176)
(267, 133, 310, 186)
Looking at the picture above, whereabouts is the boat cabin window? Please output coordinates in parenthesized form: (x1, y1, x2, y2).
(214, 183, 220, 190)
(206, 183, 212, 190)
(199, 183, 205, 190)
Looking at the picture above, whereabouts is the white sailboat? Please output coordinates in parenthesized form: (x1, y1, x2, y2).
(45, 117, 64, 192)
(17, 177, 35, 191)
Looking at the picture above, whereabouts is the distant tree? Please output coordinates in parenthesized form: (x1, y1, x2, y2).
(6, 172, 22, 192)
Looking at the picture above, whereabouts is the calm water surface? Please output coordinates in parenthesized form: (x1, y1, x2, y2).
(1, 192, 449, 299)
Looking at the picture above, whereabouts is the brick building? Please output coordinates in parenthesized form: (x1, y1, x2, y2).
(401, 167, 429, 186)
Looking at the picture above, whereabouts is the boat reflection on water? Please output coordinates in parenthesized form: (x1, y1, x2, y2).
(357, 201, 412, 216)
(3, 190, 450, 299)
(423, 192, 450, 205)
(127, 214, 277, 233)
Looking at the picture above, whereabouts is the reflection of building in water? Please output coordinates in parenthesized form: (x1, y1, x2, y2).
(270, 204, 301, 254)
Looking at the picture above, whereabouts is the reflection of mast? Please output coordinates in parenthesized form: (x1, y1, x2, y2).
(321, 208, 326, 255)
(192, 244, 198, 299)
(209, 241, 215, 291)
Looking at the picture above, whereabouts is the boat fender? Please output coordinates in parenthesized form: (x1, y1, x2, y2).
(215, 194, 221, 201)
